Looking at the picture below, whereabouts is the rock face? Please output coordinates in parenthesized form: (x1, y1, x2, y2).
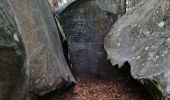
(95, 0, 125, 15)
(104, 0, 170, 99)
(60, 0, 120, 77)
(10, 0, 75, 96)
(48, 0, 76, 13)
(0, 0, 29, 100)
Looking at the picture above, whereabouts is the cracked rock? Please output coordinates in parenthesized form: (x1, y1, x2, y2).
(104, 0, 170, 99)
(10, 0, 75, 96)
(0, 0, 29, 100)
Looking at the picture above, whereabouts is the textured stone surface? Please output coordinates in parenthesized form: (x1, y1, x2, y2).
(48, 0, 76, 13)
(60, 0, 120, 77)
(95, 0, 119, 14)
(10, 0, 75, 96)
(57, 0, 76, 13)
(0, 0, 29, 100)
(104, 0, 170, 99)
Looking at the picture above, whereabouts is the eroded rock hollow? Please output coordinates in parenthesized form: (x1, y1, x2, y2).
(104, 0, 170, 99)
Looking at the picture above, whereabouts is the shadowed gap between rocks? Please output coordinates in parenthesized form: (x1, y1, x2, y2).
(36, 0, 154, 99)
(37, 61, 153, 100)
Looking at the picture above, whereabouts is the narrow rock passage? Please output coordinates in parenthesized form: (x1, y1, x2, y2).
(43, 76, 152, 100)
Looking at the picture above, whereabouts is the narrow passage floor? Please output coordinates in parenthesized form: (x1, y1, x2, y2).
(45, 76, 152, 100)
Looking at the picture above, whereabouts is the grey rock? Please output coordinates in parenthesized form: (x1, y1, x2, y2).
(10, 0, 75, 96)
(104, 0, 170, 99)
(95, 0, 119, 14)
(60, 0, 121, 77)
(0, 0, 29, 100)
(57, 0, 76, 13)
(95, 0, 127, 15)
(48, 0, 76, 13)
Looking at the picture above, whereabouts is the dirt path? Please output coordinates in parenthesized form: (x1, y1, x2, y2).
(44, 76, 152, 100)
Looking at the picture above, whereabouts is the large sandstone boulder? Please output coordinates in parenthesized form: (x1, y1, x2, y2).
(0, 0, 29, 100)
(59, 0, 121, 77)
(10, 0, 75, 96)
(104, 0, 170, 99)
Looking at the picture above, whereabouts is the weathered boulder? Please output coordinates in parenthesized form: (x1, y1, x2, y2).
(0, 0, 29, 100)
(10, 0, 75, 96)
(104, 0, 170, 99)
(48, 0, 76, 13)
(60, 0, 121, 77)
(95, 0, 126, 15)
(95, 0, 119, 14)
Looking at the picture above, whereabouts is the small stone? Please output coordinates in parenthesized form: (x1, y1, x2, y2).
(136, 56, 141, 59)
(132, 57, 135, 60)
(148, 52, 154, 58)
(158, 21, 165, 28)
(167, 38, 170, 48)
(162, 50, 168, 56)
(155, 56, 159, 59)
(14, 33, 19, 42)
(117, 43, 121, 46)
(145, 47, 149, 51)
